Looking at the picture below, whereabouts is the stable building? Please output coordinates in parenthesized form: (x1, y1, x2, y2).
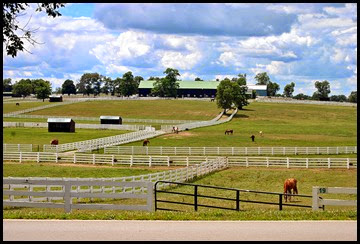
(138, 80, 267, 98)
(49, 95, 63, 102)
(47, 118, 75, 132)
(100, 116, 122, 124)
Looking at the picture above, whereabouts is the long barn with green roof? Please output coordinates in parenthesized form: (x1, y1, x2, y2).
(138, 80, 267, 98)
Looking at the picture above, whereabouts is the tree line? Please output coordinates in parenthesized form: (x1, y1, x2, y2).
(3, 69, 357, 105)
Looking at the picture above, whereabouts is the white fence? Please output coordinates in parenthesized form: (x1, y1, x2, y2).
(312, 187, 357, 211)
(3, 144, 33, 152)
(3, 158, 228, 212)
(256, 97, 357, 107)
(160, 108, 237, 132)
(3, 121, 147, 131)
(42, 130, 165, 153)
(3, 152, 357, 169)
(104, 146, 357, 156)
(3, 114, 200, 124)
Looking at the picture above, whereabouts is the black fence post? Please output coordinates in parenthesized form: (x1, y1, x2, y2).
(194, 185, 198, 211)
(154, 182, 157, 211)
(236, 190, 240, 211)
(279, 194, 283, 211)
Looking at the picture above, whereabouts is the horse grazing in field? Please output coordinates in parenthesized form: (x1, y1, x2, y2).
(50, 139, 59, 145)
(16, 103, 20, 106)
(284, 178, 298, 202)
(210, 98, 215, 102)
(172, 126, 179, 134)
(143, 139, 150, 146)
(225, 129, 233, 135)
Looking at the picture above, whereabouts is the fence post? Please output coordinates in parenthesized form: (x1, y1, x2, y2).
(347, 158, 350, 169)
(194, 185, 198, 211)
(167, 156, 170, 167)
(186, 157, 189, 167)
(19, 152, 22, 163)
(64, 181, 72, 213)
(130, 155, 133, 167)
(312, 187, 320, 211)
(236, 190, 240, 211)
(287, 157, 290, 168)
(93, 154, 96, 165)
(246, 157, 249, 167)
(73, 154, 76, 164)
(328, 158, 331, 169)
(149, 156, 152, 167)
(266, 157, 269, 167)
(147, 182, 154, 212)
(37, 152, 40, 163)
(279, 194, 283, 210)
(56, 153, 58, 163)
(111, 155, 114, 166)
(306, 158, 309, 168)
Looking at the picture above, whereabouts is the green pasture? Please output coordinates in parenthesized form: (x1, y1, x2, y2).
(3, 127, 130, 145)
(3, 101, 52, 114)
(3, 164, 357, 220)
(124, 102, 357, 147)
(23, 99, 220, 120)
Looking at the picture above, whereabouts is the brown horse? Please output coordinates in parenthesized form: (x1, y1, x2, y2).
(16, 103, 20, 106)
(284, 178, 298, 202)
(225, 129, 233, 135)
(50, 139, 59, 145)
(143, 139, 150, 146)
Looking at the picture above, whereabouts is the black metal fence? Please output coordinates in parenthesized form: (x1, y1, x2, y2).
(154, 181, 313, 212)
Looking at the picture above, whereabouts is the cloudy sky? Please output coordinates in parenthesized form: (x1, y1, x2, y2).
(3, 3, 357, 96)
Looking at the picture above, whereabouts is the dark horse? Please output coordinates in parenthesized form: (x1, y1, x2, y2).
(16, 103, 20, 106)
(143, 139, 150, 146)
(225, 129, 233, 135)
(50, 139, 59, 145)
(284, 178, 298, 202)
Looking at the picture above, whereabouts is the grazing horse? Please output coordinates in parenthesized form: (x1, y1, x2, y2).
(16, 103, 20, 106)
(172, 126, 179, 134)
(210, 98, 215, 102)
(225, 129, 233, 135)
(50, 139, 59, 145)
(284, 178, 298, 202)
(143, 139, 150, 146)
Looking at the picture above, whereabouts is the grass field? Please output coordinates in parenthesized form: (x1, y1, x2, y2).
(3, 127, 130, 145)
(3, 164, 357, 220)
(3, 101, 53, 114)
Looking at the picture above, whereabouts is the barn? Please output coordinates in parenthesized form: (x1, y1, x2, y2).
(47, 118, 75, 132)
(138, 80, 267, 98)
(100, 116, 122, 124)
(49, 95, 63, 102)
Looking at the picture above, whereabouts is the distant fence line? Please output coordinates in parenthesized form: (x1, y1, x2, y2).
(42, 130, 165, 153)
(104, 146, 357, 156)
(3, 158, 228, 213)
(3, 152, 357, 169)
(3, 122, 147, 131)
(3, 114, 202, 124)
(256, 97, 357, 107)
(3, 100, 85, 116)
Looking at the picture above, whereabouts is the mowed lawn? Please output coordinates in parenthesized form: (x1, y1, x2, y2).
(24, 99, 221, 120)
(124, 101, 357, 147)
(3, 127, 130, 145)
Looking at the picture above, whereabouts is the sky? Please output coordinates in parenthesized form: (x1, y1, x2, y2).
(3, 3, 357, 96)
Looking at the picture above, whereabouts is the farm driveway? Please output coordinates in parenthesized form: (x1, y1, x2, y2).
(3, 219, 357, 241)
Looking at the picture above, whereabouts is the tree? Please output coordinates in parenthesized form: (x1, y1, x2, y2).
(119, 71, 138, 96)
(293, 93, 311, 100)
(77, 73, 102, 96)
(151, 68, 180, 98)
(348, 91, 357, 103)
(216, 78, 249, 113)
(3, 3, 66, 57)
(267, 81, 280, 97)
(3, 78, 13, 92)
(148, 76, 160, 81)
(236, 73, 247, 86)
(134, 76, 144, 86)
(61, 79, 76, 96)
(12, 79, 33, 98)
(313, 80, 331, 101)
(330, 95, 347, 102)
(195, 77, 203, 81)
(254, 72, 270, 85)
(283, 82, 295, 97)
(34, 79, 52, 101)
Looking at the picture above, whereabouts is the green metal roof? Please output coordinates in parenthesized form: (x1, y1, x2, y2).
(139, 80, 220, 89)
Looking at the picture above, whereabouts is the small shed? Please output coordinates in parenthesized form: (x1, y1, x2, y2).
(49, 95, 63, 102)
(100, 116, 122, 124)
(47, 118, 75, 132)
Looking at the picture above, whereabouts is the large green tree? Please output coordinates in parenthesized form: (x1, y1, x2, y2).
(119, 71, 138, 96)
(12, 79, 32, 98)
(348, 91, 357, 103)
(254, 72, 270, 85)
(267, 81, 280, 97)
(61, 79, 76, 96)
(77, 73, 103, 96)
(3, 78, 13, 92)
(151, 68, 180, 98)
(313, 80, 331, 101)
(34, 79, 52, 101)
(283, 82, 295, 97)
(3, 3, 66, 57)
(216, 78, 249, 113)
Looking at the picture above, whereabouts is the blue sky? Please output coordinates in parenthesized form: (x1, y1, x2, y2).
(3, 3, 357, 96)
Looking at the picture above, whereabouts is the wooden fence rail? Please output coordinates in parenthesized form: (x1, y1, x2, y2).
(3, 152, 357, 169)
(104, 146, 357, 156)
(312, 187, 357, 211)
(3, 158, 228, 212)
